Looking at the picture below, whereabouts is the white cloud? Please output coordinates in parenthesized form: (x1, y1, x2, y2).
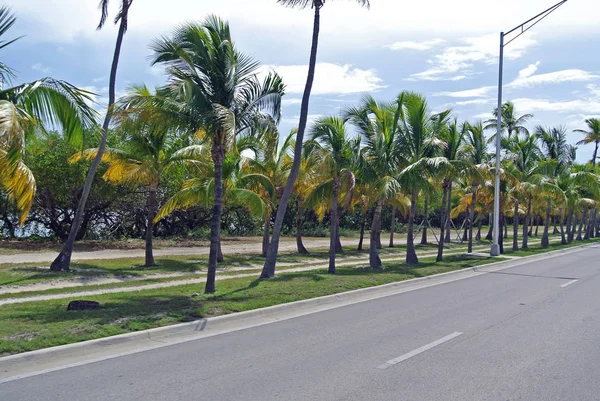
(262, 63, 385, 95)
(409, 33, 537, 81)
(517, 61, 540, 79)
(435, 86, 494, 98)
(509, 68, 599, 88)
(281, 114, 323, 126)
(31, 63, 50, 74)
(92, 76, 106, 83)
(456, 99, 491, 106)
(385, 39, 445, 51)
(473, 112, 492, 119)
(282, 98, 302, 106)
(512, 98, 600, 114)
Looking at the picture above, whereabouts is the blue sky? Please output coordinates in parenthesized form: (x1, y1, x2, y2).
(6, 0, 600, 162)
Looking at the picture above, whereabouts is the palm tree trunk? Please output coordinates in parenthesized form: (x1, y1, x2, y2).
(512, 200, 519, 251)
(144, 185, 157, 267)
(553, 216, 559, 235)
(261, 209, 271, 257)
(559, 209, 567, 245)
(437, 184, 449, 262)
(567, 211, 575, 243)
(504, 216, 509, 239)
(462, 219, 468, 241)
(541, 198, 551, 247)
(406, 192, 419, 265)
(468, 189, 476, 252)
(50, 3, 131, 271)
(335, 207, 343, 253)
(476, 217, 482, 241)
(205, 138, 225, 294)
(261, 4, 321, 279)
(375, 211, 383, 250)
(592, 141, 599, 167)
(217, 237, 224, 263)
(522, 197, 531, 249)
(389, 206, 396, 247)
(328, 179, 339, 274)
(577, 207, 587, 241)
(591, 209, 598, 238)
(444, 183, 452, 243)
(485, 218, 493, 241)
(420, 196, 429, 245)
(357, 210, 366, 251)
(296, 199, 309, 254)
(369, 200, 383, 269)
(596, 209, 600, 237)
(584, 208, 594, 240)
(534, 216, 539, 236)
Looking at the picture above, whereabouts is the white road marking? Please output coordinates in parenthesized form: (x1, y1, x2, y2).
(377, 332, 463, 370)
(560, 279, 578, 288)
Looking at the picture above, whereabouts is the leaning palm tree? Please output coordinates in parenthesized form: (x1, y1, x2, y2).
(150, 17, 284, 293)
(305, 116, 356, 274)
(0, 6, 96, 226)
(52, 0, 134, 271)
(485, 100, 533, 139)
(261, 0, 370, 279)
(574, 118, 600, 167)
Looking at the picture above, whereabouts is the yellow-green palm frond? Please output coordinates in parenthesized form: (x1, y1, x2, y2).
(0, 148, 35, 224)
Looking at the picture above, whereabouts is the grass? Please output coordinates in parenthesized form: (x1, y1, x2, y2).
(0, 254, 503, 356)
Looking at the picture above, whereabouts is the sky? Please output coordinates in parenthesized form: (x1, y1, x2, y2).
(5, 0, 600, 162)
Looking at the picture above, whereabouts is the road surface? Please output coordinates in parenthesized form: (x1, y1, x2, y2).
(3, 245, 599, 400)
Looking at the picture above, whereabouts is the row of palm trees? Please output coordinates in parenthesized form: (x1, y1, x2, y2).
(3, 4, 600, 295)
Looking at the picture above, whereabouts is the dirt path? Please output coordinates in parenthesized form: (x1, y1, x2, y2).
(0, 237, 394, 265)
(0, 246, 497, 305)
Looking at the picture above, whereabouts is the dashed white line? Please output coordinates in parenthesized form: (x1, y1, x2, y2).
(560, 279, 578, 288)
(377, 332, 463, 370)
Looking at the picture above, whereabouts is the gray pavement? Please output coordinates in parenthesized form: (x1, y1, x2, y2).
(3, 245, 599, 401)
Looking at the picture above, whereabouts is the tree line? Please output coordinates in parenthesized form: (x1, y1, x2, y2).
(2, 1, 600, 295)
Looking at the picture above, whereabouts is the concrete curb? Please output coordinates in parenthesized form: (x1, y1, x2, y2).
(1, 241, 597, 383)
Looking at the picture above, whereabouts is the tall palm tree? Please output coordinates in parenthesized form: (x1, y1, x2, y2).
(261, 0, 370, 279)
(345, 95, 403, 269)
(69, 85, 204, 266)
(292, 137, 319, 254)
(149, 17, 284, 293)
(396, 92, 449, 265)
(485, 100, 533, 139)
(574, 118, 600, 167)
(52, 0, 134, 271)
(0, 6, 96, 226)
(306, 116, 356, 274)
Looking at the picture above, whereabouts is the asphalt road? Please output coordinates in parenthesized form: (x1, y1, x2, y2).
(3, 246, 600, 401)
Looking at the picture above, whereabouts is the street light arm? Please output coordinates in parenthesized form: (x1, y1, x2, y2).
(504, 0, 568, 46)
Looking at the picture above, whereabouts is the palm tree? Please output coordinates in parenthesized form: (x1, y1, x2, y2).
(485, 100, 532, 139)
(345, 95, 403, 269)
(52, 0, 133, 272)
(396, 92, 449, 265)
(69, 85, 204, 266)
(464, 121, 490, 253)
(261, 0, 370, 279)
(0, 6, 96, 226)
(574, 118, 600, 167)
(435, 119, 475, 262)
(306, 116, 356, 274)
(292, 137, 319, 254)
(155, 139, 274, 247)
(148, 17, 284, 293)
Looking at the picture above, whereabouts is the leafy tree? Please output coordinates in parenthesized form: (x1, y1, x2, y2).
(261, 0, 370, 279)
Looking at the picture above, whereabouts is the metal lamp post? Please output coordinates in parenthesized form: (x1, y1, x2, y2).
(490, 0, 569, 256)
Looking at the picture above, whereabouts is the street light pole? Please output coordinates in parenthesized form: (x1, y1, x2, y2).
(490, 0, 569, 256)
(491, 32, 504, 256)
